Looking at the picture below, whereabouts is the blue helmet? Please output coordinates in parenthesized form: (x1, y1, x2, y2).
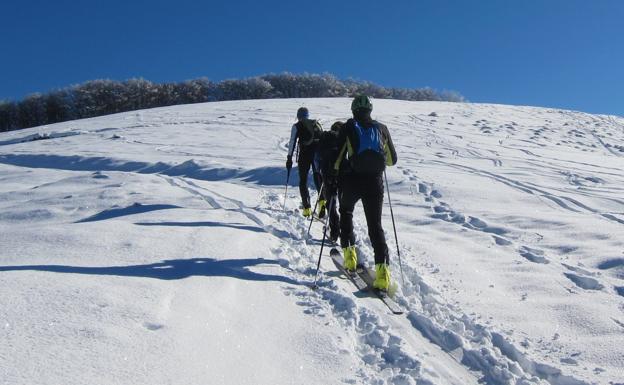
(297, 107, 309, 120)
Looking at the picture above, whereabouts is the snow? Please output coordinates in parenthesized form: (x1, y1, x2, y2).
(1, 98, 623, 385)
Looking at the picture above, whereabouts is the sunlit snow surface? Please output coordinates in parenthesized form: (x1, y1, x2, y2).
(1, 98, 623, 385)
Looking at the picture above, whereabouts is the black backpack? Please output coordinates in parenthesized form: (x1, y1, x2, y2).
(296, 119, 322, 147)
(317, 130, 339, 174)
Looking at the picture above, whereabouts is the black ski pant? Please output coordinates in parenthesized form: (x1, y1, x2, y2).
(322, 182, 340, 240)
(338, 173, 389, 265)
(298, 148, 321, 208)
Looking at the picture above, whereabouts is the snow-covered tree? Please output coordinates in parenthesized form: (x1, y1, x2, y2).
(17, 93, 47, 128)
(217, 77, 273, 100)
(0, 101, 18, 131)
(0, 73, 465, 131)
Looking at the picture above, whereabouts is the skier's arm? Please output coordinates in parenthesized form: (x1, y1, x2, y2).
(287, 124, 298, 157)
(382, 124, 398, 166)
(332, 122, 350, 174)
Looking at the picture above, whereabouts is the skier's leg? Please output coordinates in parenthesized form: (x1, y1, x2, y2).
(311, 156, 322, 194)
(298, 152, 312, 208)
(361, 174, 389, 265)
(313, 170, 322, 194)
(328, 184, 340, 240)
(314, 165, 327, 218)
(338, 174, 359, 248)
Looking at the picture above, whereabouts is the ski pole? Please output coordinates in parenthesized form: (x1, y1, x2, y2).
(312, 195, 335, 288)
(306, 181, 324, 240)
(384, 170, 405, 287)
(283, 168, 291, 212)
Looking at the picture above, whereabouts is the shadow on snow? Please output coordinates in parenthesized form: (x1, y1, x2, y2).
(135, 221, 265, 233)
(76, 203, 181, 223)
(0, 154, 306, 186)
(0, 257, 300, 285)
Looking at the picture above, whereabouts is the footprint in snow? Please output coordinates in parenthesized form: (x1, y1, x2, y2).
(596, 258, 624, 280)
(518, 246, 549, 264)
(143, 322, 165, 331)
(564, 273, 604, 291)
(493, 235, 513, 246)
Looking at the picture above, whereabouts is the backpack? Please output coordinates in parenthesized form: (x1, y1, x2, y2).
(297, 119, 322, 147)
(350, 120, 386, 174)
(315, 130, 339, 175)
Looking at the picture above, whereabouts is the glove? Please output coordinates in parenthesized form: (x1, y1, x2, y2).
(286, 155, 293, 171)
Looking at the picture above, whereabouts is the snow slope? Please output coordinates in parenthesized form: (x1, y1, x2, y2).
(0, 98, 623, 385)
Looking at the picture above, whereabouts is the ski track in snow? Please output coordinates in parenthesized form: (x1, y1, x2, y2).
(165, 175, 594, 385)
(166, 176, 454, 384)
(1, 99, 623, 384)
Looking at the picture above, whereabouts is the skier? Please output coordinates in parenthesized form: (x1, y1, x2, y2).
(286, 107, 323, 217)
(313, 121, 343, 242)
(329, 95, 398, 291)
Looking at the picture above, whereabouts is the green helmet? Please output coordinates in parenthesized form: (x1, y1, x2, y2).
(351, 95, 372, 112)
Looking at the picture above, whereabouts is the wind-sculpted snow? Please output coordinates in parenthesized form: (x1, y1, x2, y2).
(0, 98, 623, 384)
(0, 130, 82, 146)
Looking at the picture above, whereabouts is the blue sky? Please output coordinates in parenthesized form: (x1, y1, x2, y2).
(2, 0, 623, 115)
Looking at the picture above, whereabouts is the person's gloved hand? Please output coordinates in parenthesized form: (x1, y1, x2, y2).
(286, 155, 293, 171)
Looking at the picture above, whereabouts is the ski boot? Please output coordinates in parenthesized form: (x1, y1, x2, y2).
(317, 199, 327, 219)
(343, 245, 357, 272)
(373, 263, 391, 291)
(302, 207, 312, 218)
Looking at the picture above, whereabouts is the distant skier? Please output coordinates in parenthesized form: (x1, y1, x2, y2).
(329, 95, 398, 291)
(286, 107, 323, 217)
(313, 121, 343, 242)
